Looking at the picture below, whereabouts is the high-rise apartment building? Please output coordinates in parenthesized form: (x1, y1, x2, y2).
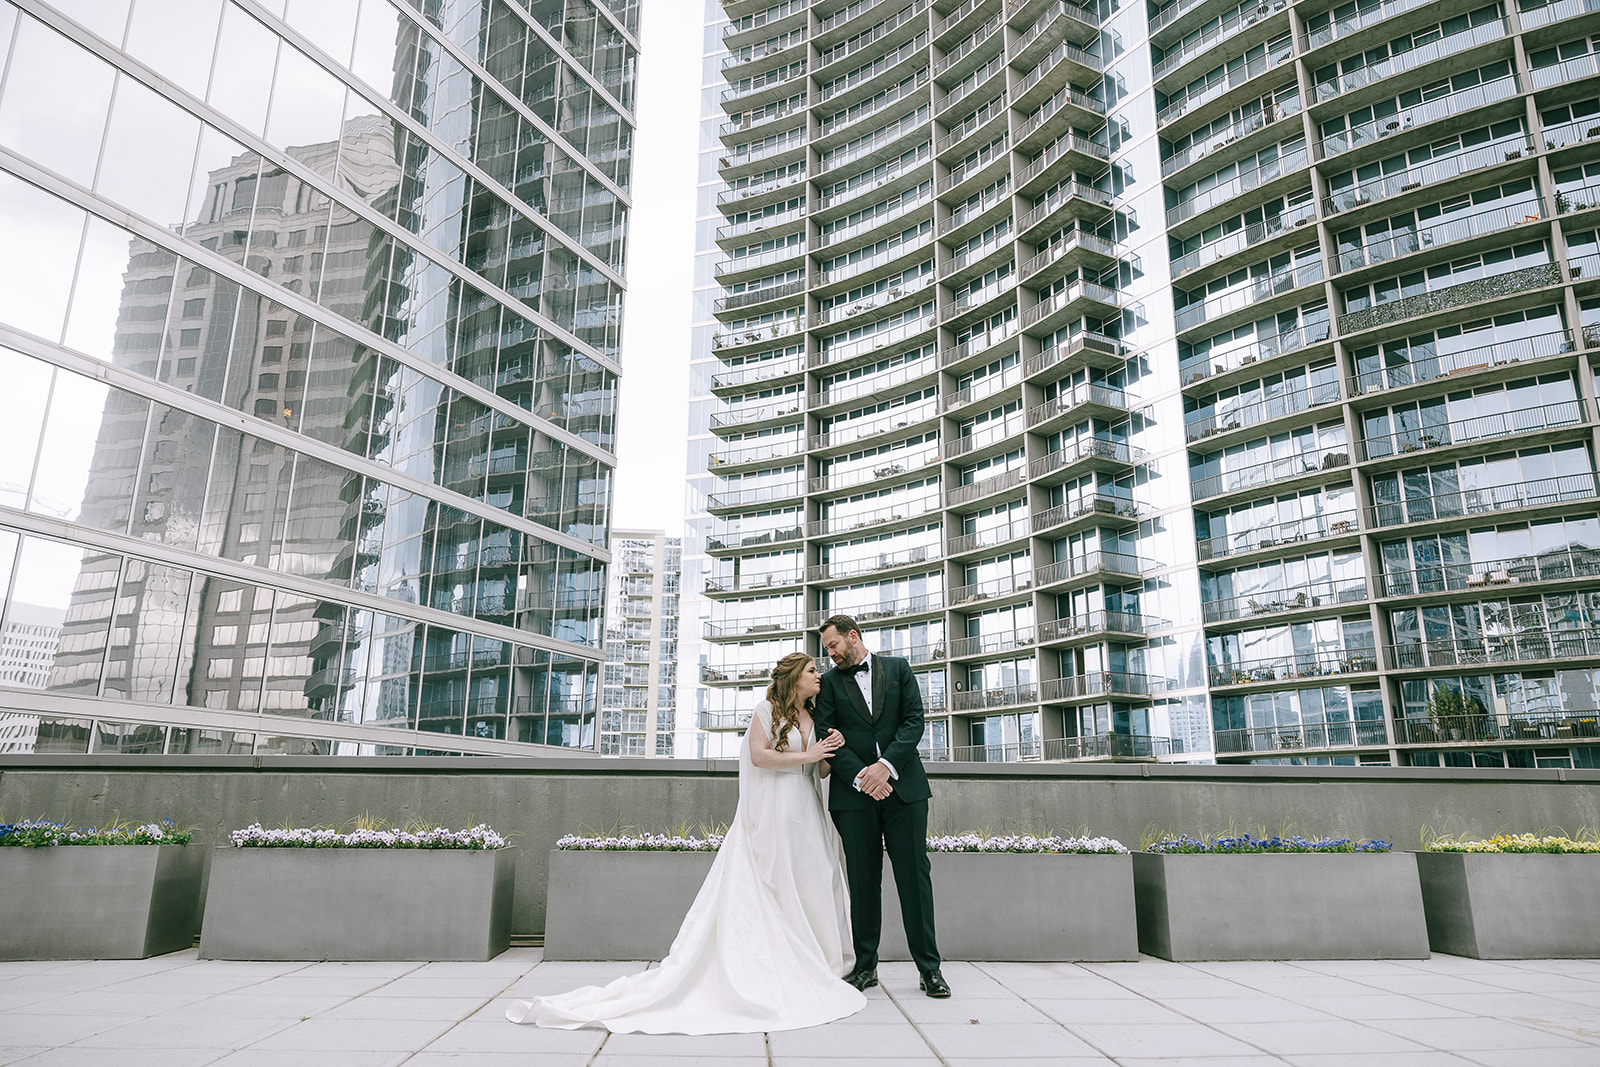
(0, 0, 636, 756)
(599, 529, 681, 755)
(692, 0, 1600, 771)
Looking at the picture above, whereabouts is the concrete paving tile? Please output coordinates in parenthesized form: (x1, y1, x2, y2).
(21, 990, 208, 1016)
(68, 1016, 293, 1050)
(406, 1056, 591, 1067)
(314, 995, 487, 1022)
(209, 1054, 407, 1067)
(1299, 994, 1470, 1021)
(1501, 959, 1600, 978)
(1113, 1059, 1285, 1067)
(1461, 970, 1600, 993)
(1347, 972, 1506, 996)
(769, 1059, 943, 1067)
(1279, 1055, 1479, 1067)
(1153, 995, 1339, 1024)
(288, 961, 420, 979)
(98, 972, 272, 996)
(1109, 975, 1252, 1000)
(0, 1049, 49, 1066)
(823, 999, 910, 1024)
(0, 973, 124, 998)
(1364, 1016, 1592, 1051)
(982, 977, 1146, 1000)
(1544, 987, 1600, 1009)
(526, 961, 651, 978)
(918, 1022, 1101, 1058)
(1291, 959, 1437, 977)
(1411, 991, 1600, 1019)
(592, 1057, 769, 1067)
(424, 1019, 606, 1055)
(892, 993, 1052, 1024)
(1213, 1020, 1431, 1056)
(245, 1017, 455, 1051)
(1460, 1051, 1600, 1067)
(9, 1048, 226, 1066)
(768, 1023, 933, 1058)
(1184, 960, 1318, 980)
(233, 975, 395, 998)
(503, 975, 628, 997)
(409, 958, 539, 978)
(159, 993, 340, 1019)
(1248, 974, 1418, 1002)
(0, 1015, 128, 1047)
(1029, 996, 1204, 1026)
(598, 1032, 769, 1056)
(1066, 1022, 1273, 1059)
(943, 1059, 1112, 1067)
(359, 976, 517, 999)
(976, 962, 1100, 982)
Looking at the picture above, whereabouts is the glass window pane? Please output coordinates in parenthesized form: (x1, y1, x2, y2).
(30, 371, 117, 525)
(208, 4, 277, 135)
(264, 591, 326, 716)
(19, 537, 115, 694)
(97, 75, 201, 226)
(124, 0, 222, 98)
(0, 172, 85, 341)
(0, 16, 115, 184)
(100, 560, 192, 703)
(265, 44, 346, 166)
(0, 348, 54, 510)
(283, 0, 357, 65)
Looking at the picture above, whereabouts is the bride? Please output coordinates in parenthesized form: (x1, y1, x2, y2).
(507, 652, 868, 1034)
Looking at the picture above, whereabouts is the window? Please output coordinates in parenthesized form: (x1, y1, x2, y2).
(261, 346, 282, 363)
(181, 299, 204, 317)
(257, 373, 279, 390)
(253, 399, 278, 417)
(265, 320, 287, 337)
(179, 329, 200, 347)
(176, 357, 196, 375)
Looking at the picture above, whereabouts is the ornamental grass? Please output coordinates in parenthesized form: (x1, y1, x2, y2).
(1425, 832, 1600, 854)
(0, 818, 193, 847)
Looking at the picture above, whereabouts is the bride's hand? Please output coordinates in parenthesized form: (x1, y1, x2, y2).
(810, 728, 845, 763)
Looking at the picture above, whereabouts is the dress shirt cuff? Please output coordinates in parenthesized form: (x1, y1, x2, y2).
(879, 757, 898, 780)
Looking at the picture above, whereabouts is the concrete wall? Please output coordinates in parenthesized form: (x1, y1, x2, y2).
(4, 755, 1598, 936)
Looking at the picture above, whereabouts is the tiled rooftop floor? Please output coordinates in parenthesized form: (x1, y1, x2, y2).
(2, 951, 1599, 1065)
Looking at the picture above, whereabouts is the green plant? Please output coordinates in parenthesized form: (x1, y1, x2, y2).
(0, 817, 194, 846)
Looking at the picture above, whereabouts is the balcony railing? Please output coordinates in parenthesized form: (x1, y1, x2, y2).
(815, 356, 937, 409)
(807, 592, 945, 627)
(1170, 202, 1318, 279)
(817, 0, 929, 71)
(807, 499, 937, 537)
(1201, 576, 1369, 624)
(725, 0, 806, 39)
(1161, 91, 1301, 179)
(1032, 492, 1140, 531)
(951, 682, 1038, 712)
(712, 356, 804, 391)
(949, 741, 1043, 761)
(941, 318, 1020, 367)
(1044, 733, 1172, 760)
(705, 570, 804, 594)
(1029, 436, 1145, 479)
(724, 27, 808, 71)
(1324, 135, 1533, 217)
(1179, 321, 1330, 387)
(1301, 0, 1430, 50)
(1216, 720, 1387, 754)
(818, 184, 932, 248)
(1153, 0, 1289, 82)
(705, 615, 804, 639)
(716, 242, 805, 279)
(1208, 651, 1378, 687)
(1040, 672, 1151, 701)
(1520, 0, 1600, 28)
(950, 569, 1034, 605)
(715, 279, 806, 314)
(948, 628, 1035, 658)
(1350, 331, 1572, 396)
(1388, 631, 1600, 669)
(1023, 280, 1121, 328)
(1196, 512, 1359, 561)
(709, 399, 802, 429)
(1190, 448, 1350, 501)
(1155, 39, 1294, 128)
(818, 31, 929, 103)
(1360, 400, 1585, 462)
(1167, 143, 1310, 229)
(1175, 261, 1323, 332)
(1036, 609, 1151, 641)
(946, 466, 1025, 506)
(1018, 85, 1106, 145)
(1034, 549, 1147, 586)
(934, 14, 1001, 77)
(1531, 53, 1600, 91)
(809, 543, 939, 581)
(1381, 546, 1600, 597)
(716, 168, 807, 208)
(1023, 330, 1122, 376)
(1393, 711, 1600, 745)
(1019, 181, 1114, 232)
(1028, 381, 1128, 427)
(1313, 22, 1506, 106)
(818, 69, 930, 139)
(1185, 379, 1341, 444)
(1368, 472, 1600, 528)
(947, 517, 1029, 555)
(1337, 201, 1544, 275)
(1319, 74, 1520, 159)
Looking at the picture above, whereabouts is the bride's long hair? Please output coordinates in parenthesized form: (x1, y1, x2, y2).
(764, 652, 815, 752)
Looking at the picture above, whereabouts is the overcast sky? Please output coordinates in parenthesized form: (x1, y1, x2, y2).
(610, 5, 702, 535)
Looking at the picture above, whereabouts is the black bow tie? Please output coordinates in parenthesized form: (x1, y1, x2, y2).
(839, 660, 869, 677)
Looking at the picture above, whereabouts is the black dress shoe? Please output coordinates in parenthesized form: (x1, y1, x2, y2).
(844, 967, 878, 990)
(919, 969, 951, 997)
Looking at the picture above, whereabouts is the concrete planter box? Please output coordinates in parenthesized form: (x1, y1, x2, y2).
(199, 846, 514, 961)
(1416, 852, 1600, 958)
(1133, 851, 1429, 960)
(544, 849, 1136, 961)
(0, 844, 204, 959)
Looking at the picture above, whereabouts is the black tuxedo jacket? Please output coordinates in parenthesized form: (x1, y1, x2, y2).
(814, 653, 932, 811)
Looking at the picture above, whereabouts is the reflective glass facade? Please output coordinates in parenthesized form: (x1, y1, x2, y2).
(692, 0, 1600, 771)
(599, 529, 681, 755)
(0, 0, 637, 756)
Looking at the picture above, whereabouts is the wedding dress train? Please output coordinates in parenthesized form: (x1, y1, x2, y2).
(506, 708, 866, 1034)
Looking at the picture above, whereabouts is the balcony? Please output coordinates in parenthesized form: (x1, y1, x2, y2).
(943, 411, 1027, 461)
(705, 481, 806, 513)
(1341, 263, 1563, 336)
(711, 355, 804, 393)
(1034, 550, 1147, 591)
(1201, 576, 1369, 625)
(715, 242, 805, 282)
(1027, 381, 1129, 433)
(1036, 609, 1152, 643)
(704, 614, 805, 640)
(1360, 401, 1586, 464)
(1018, 180, 1115, 239)
(1028, 436, 1146, 483)
(1369, 472, 1600, 529)
(707, 438, 804, 473)
(1016, 133, 1110, 196)
(817, 31, 929, 105)
(950, 569, 1034, 606)
(1337, 202, 1545, 277)
(1015, 84, 1107, 154)
(1023, 331, 1124, 379)
(712, 315, 804, 352)
(716, 168, 808, 209)
(1039, 672, 1152, 701)
(806, 592, 945, 628)
(1379, 546, 1600, 597)
(1176, 261, 1323, 334)
(1022, 231, 1117, 286)
(948, 627, 1034, 658)
(807, 543, 940, 582)
(1161, 90, 1301, 181)
(1171, 203, 1317, 281)
(951, 682, 1038, 713)
(714, 279, 806, 316)
(1191, 447, 1351, 503)
(807, 499, 938, 537)
(813, 354, 937, 410)
(1022, 280, 1120, 334)
(1179, 321, 1331, 389)
(1319, 74, 1521, 161)
(945, 466, 1026, 508)
(1184, 379, 1341, 446)
(1043, 733, 1172, 760)
(1300, 0, 1431, 52)
(708, 398, 803, 432)
(816, 0, 929, 75)
(1216, 720, 1388, 755)
(1155, 38, 1293, 131)
(1011, 38, 1102, 115)
(1031, 492, 1141, 535)
(1312, 22, 1506, 108)
(1153, 0, 1290, 86)
(717, 204, 805, 245)
(723, 27, 808, 74)
(721, 59, 809, 108)
(1324, 135, 1533, 219)
(933, 14, 1002, 82)
(939, 318, 1020, 370)
(1388, 630, 1600, 670)
(704, 569, 804, 596)
(1207, 650, 1378, 688)
(1196, 512, 1360, 562)
(1393, 711, 1600, 745)
(1350, 331, 1572, 397)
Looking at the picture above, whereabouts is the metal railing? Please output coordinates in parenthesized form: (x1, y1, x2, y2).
(717, 169, 807, 208)
(819, 70, 929, 139)
(724, 27, 807, 71)
(807, 593, 945, 627)
(1036, 610, 1151, 641)
(1360, 400, 1584, 462)
(1168, 142, 1310, 228)
(941, 319, 1020, 367)
(1387, 631, 1600, 669)
(1028, 381, 1128, 426)
(1034, 550, 1147, 586)
(950, 569, 1033, 605)
(1162, 92, 1301, 178)
(1190, 448, 1350, 501)
(1029, 436, 1144, 480)
(1337, 201, 1545, 275)
(1301, 0, 1431, 50)
(817, 0, 929, 71)
(716, 242, 805, 279)
(1185, 379, 1341, 444)
(947, 517, 1029, 555)
(1196, 513, 1360, 561)
(1208, 651, 1378, 687)
(1380, 546, 1600, 597)
(1202, 577, 1369, 624)
(712, 356, 803, 391)
(949, 741, 1043, 762)
(1154, 0, 1290, 81)
(818, 32, 928, 103)
(1023, 331, 1122, 375)
(1171, 203, 1317, 278)
(1023, 280, 1120, 327)
(952, 683, 1038, 712)
(1313, 22, 1506, 105)
(1394, 712, 1600, 744)
(949, 628, 1035, 658)
(1019, 181, 1114, 231)
(1156, 40, 1294, 128)
(1319, 74, 1520, 158)
(1179, 322, 1329, 387)
(1032, 492, 1140, 531)
(1175, 261, 1323, 332)
(1350, 331, 1572, 396)
(1367, 472, 1600, 528)
(1040, 672, 1151, 700)
(1324, 135, 1533, 217)
(818, 185, 931, 249)
(807, 499, 936, 537)
(946, 466, 1025, 506)
(808, 544, 939, 581)
(1216, 720, 1388, 753)
(1045, 733, 1172, 760)
(1018, 85, 1106, 145)
(815, 356, 937, 409)
(933, 13, 1001, 77)
(1519, 0, 1600, 28)
(1339, 264, 1563, 336)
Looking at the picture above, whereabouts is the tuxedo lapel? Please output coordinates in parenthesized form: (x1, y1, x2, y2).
(870, 660, 886, 724)
(838, 669, 873, 727)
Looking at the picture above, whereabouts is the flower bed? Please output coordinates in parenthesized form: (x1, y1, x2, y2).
(1, 818, 202, 959)
(231, 822, 505, 849)
(1146, 833, 1391, 854)
(200, 823, 514, 961)
(545, 830, 1136, 961)
(1416, 833, 1600, 957)
(1, 818, 193, 847)
(1133, 833, 1426, 960)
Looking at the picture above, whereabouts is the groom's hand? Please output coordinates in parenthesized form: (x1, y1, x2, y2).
(858, 762, 893, 800)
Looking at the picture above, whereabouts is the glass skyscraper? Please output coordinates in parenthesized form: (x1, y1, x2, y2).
(0, 0, 636, 756)
(693, 0, 1600, 771)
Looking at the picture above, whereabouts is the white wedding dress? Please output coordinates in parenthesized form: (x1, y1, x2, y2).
(506, 705, 866, 1034)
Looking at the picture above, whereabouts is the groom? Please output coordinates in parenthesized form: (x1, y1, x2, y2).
(814, 614, 949, 998)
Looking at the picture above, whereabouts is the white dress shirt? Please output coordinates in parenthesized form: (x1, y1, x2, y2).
(846, 652, 899, 792)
